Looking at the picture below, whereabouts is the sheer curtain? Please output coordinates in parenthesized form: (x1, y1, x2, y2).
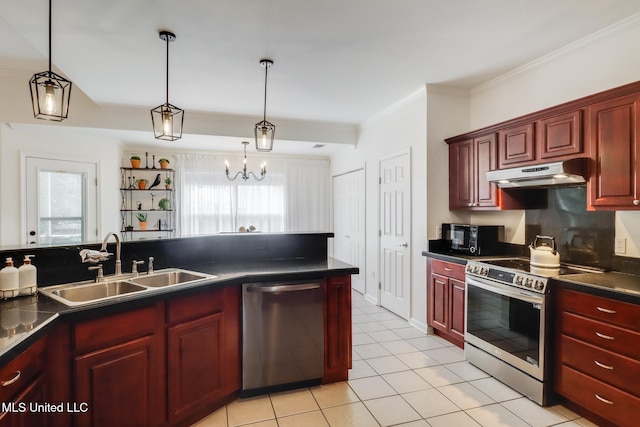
(175, 153, 329, 235)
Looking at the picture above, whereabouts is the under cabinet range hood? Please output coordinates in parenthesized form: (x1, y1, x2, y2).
(486, 158, 588, 188)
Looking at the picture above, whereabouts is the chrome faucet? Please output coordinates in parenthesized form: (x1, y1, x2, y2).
(100, 232, 122, 276)
(148, 257, 154, 274)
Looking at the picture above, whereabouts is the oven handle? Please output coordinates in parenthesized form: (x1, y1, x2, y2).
(465, 276, 544, 304)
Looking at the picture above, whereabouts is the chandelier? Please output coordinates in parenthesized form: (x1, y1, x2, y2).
(29, 0, 72, 121)
(150, 31, 184, 141)
(225, 141, 266, 181)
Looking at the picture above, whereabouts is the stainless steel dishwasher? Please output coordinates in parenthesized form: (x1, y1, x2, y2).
(242, 280, 324, 396)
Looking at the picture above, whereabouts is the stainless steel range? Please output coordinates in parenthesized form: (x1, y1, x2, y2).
(464, 258, 593, 405)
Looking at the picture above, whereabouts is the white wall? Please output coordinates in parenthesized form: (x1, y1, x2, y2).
(330, 89, 428, 331)
(464, 14, 640, 255)
(0, 123, 122, 246)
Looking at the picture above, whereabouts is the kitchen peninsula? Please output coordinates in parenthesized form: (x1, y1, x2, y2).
(0, 232, 357, 427)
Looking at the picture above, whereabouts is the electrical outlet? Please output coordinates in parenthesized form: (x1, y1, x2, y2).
(615, 237, 627, 254)
(435, 225, 442, 239)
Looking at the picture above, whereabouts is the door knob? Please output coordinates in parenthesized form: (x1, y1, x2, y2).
(399, 242, 408, 247)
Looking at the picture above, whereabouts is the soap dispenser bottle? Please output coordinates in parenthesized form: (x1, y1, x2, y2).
(18, 255, 37, 296)
(0, 258, 19, 299)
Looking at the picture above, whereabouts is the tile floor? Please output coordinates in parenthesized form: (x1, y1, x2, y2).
(193, 291, 599, 427)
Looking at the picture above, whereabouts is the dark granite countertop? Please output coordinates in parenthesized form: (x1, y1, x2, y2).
(0, 257, 358, 365)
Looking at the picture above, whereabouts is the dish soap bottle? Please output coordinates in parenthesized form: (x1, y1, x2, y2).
(0, 258, 19, 299)
(18, 255, 37, 296)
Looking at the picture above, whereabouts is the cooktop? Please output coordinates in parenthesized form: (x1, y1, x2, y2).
(480, 258, 591, 275)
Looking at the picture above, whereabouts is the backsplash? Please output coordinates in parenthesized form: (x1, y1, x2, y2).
(525, 186, 614, 269)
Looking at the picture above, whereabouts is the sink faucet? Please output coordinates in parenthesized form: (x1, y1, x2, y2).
(100, 232, 122, 276)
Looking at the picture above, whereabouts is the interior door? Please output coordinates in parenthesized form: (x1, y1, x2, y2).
(25, 157, 98, 245)
(332, 169, 365, 294)
(379, 150, 411, 318)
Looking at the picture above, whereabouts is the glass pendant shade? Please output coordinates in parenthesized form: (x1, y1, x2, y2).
(254, 120, 275, 152)
(151, 103, 184, 141)
(29, 71, 72, 121)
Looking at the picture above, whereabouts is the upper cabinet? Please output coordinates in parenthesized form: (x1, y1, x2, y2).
(449, 134, 499, 210)
(498, 123, 535, 168)
(537, 110, 582, 161)
(586, 93, 640, 210)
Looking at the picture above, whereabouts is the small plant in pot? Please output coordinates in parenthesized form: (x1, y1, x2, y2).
(164, 177, 172, 189)
(158, 158, 170, 169)
(130, 155, 141, 168)
(158, 197, 171, 210)
(136, 212, 148, 230)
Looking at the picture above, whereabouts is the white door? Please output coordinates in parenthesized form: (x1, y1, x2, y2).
(379, 150, 411, 318)
(332, 169, 365, 294)
(25, 157, 98, 245)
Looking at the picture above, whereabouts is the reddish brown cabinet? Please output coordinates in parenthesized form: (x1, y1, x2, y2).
(166, 286, 240, 424)
(72, 304, 164, 427)
(537, 110, 582, 161)
(427, 258, 465, 348)
(323, 275, 352, 383)
(0, 339, 47, 427)
(555, 288, 640, 427)
(498, 123, 535, 168)
(449, 134, 499, 210)
(587, 93, 640, 210)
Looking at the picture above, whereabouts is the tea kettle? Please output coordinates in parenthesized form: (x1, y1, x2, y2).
(529, 235, 560, 275)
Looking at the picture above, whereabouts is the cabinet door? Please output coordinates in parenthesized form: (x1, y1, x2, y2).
(587, 93, 640, 210)
(449, 278, 466, 342)
(537, 110, 583, 160)
(323, 275, 352, 383)
(498, 123, 535, 168)
(0, 375, 48, 427)
(449, 139, 474, 209)
(167, 312, 226, 422)
(428, 272, 449, 333)
(74, 335, 161, 427)
(474, 134, 499, 208)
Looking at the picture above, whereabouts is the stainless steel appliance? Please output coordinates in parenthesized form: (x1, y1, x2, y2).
(485, 158, 587, 188)
(464, 258, 595, 405)
(242, 281, 324, 396)
(441, 224, 504, 256)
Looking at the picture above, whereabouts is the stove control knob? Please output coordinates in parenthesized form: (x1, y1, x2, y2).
(525, 278, 533, 288)
(480, 267, 488, 276)
(535, 281, 545, 291)
(466, 264, 472, 273)
(473, 266, 480, 274)
(515, 275, 523, 286)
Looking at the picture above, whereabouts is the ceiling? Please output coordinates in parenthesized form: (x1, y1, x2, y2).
(2, 0, 640, 154)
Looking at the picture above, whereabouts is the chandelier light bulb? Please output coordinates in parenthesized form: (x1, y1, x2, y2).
(42, 82, 57, 114)
(162, 110, 172, 135)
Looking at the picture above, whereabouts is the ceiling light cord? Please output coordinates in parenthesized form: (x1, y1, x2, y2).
(48, 0, 52, 74)
(165, 34, 169, 105)
(262, 63, 268, 122)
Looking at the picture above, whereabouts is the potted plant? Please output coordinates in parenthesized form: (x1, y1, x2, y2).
(158, 197, 171, 210)
(136, 212, 148, 230)
(164, 177, 173, 189)
(130, 155, 141, 168)
(158, 158, 170, 169)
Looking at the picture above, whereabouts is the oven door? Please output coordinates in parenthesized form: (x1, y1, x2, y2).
(465, 276, 546, 381)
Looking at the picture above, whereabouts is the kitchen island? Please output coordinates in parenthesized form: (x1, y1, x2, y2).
(0, 232, 358, 427)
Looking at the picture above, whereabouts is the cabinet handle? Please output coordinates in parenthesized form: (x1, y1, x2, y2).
(595, 331, 615, 340)
(596, 306, 616, 314)
(444, 267, 453, 272)
(595, 394, 614, 405)
(1, 371, 21, 387)
(594, 360, 614, 370)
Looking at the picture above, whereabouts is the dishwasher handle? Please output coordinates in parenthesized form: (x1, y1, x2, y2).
(246, 283, 321, 293)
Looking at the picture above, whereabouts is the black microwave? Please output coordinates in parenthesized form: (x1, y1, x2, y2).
(442, 224, 504, 255)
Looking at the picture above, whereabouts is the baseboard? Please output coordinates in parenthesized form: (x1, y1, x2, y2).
(408, 318, 428, 334)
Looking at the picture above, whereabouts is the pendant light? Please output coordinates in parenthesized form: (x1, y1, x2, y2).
(225, 141, 266, 181)
(151, 31, 184, 141)
(29, 0, 72, 121)
(254, 59, 275, 152)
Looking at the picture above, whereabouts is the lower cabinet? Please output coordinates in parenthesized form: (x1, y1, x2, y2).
(166, 286, 240, 424)
(0, 339, 47, 427)
(72, 303, 165, 427)
(323, 275, 352, 383)
(427, 258, 466, 348)
(555, 287, 640, 427)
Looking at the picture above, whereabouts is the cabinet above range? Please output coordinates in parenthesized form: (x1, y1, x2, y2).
(446, 80, 640, 211)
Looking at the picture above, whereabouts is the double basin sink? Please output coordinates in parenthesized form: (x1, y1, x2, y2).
(39, 269, 218, 307)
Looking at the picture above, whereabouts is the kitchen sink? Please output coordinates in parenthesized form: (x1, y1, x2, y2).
(129, 268, 216, 288)
(39, 268, 218, 307)
(41, 280, 148, 306)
